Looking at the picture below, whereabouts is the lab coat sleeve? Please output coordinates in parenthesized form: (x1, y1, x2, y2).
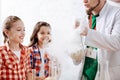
(85, 10, 120, 51)
(85, 11, 120, 51)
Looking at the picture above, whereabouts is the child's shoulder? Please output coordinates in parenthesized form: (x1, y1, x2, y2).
(27, 46, 34, 51)
(0, 46, 6, 52)
(27, 45, 38, 51)
(26, 46, 35, 54)
(0, 46, 6, 56)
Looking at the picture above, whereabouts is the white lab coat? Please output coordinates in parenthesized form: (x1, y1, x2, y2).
(108, 0, 120, 7)
(85, 2, 120, 80)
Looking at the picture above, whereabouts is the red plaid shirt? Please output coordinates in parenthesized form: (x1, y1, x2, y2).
(0, 42, 31, 80)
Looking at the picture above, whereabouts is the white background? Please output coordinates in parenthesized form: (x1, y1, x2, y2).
(0, 0, 85, 80)
(0, 0, 119, 80)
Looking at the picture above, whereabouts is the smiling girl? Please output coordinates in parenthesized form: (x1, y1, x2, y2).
(0, 16, 32, 80)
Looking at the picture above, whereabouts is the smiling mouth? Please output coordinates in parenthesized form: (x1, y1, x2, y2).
(19, 37, 24, 39)
(84, 3, 89, 7)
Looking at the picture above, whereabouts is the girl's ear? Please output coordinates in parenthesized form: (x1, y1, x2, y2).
(3, 29, 9, 37)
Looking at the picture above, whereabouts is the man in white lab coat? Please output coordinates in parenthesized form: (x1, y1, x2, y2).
(72, 0, 120, 80)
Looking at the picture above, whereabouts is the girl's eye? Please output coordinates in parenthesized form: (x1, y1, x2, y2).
(48, 32, 51, 35)
(17, 29, 21, 31)
(17, 28, 25, 31)
(41, 32, 45, 34)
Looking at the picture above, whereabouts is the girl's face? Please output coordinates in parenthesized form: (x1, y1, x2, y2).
(37, 26, 51, 45)
(6, 20, 25, 43)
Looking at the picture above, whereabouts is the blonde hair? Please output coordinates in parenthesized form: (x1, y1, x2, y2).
(2, 16, 22, 43)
